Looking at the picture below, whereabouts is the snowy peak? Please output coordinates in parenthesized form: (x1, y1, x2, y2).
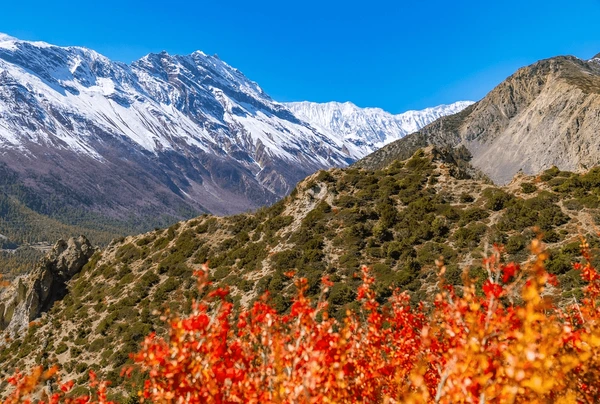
(0, 33, 52, 50)
(0, 34, 358, 216)
(0, 34, 323, 162)
(0, 33, 473, 217)
(134, 49, 266, 97)
(286, 100, 474, 159)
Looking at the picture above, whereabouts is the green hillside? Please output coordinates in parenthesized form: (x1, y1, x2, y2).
(2, 148, 600, 400)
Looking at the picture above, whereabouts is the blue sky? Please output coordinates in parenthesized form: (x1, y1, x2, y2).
(1, 0, 599, 113)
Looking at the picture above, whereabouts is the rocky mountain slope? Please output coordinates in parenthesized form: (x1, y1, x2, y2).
(2, 148, 600, 399)
(286, 101, 473, 158)
(0, 33, 343, 220)
(357, 55, 600, 184)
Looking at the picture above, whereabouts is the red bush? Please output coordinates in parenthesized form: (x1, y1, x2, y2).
(5, 239, 600, 403)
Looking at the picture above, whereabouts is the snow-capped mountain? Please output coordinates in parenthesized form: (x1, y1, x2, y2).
(0, 33, 469, 223)
(286, 101, 474, 158)
(0, 34, 354, 219)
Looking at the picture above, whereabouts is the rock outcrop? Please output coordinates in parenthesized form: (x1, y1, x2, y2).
(357, 55, 600, 184)
(0, 236, 96, 335)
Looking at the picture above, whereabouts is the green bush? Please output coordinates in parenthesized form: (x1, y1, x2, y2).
(115, 244, 142, 263)
(55, 342, 68, 355)
(328, 283, 355, 306)
(546, 242, 582, 275)
(540, 166, 560, 181)
(564, 199, 584, 211)
(271, 250, 300, 270)
(505, 234, 527, 254)
(417, 242, 456, 266)
(459, 208, 489, 226)
(520, 183, 537, 194)
(459, 193, 475, 203)
(453, 223, 488, 249)
(483, 188, 514, 211)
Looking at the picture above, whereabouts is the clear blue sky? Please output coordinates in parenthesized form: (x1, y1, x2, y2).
(1, 0, 599, 113)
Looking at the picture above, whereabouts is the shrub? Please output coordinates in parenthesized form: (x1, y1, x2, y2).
(328, 283, 355, 306)
(459, 193, 475, 203)
(127, 250, 600, 403)
(115, 244, 141, 263)
(520, 182, 537, 194)
(417, 242, 456, 266)
(540, 166, 560, 181)
(505, 234, 527, 254)
(452, 223, 488, 249)
(564, 199, 584, 211)
(271, 249, 300, 270)
(483, 188, 514, 211)
(55, 343, 68, 355)
(459, 208, 489, 226)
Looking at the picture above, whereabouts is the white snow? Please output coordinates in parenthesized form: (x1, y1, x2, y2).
(286, 100, 474, 159)
(0, 33, 54, 50)
(0, 33, 17, 50)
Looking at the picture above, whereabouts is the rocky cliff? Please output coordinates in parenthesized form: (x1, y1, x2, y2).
(0, 236, 96, 335)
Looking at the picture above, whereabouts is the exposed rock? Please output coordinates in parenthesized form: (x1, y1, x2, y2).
(357, 55, 600, 184)
(0, 236, 96, 335)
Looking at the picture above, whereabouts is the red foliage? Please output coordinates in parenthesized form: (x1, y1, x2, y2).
(5, 240, 600, 403)
(132, 246, 600, 403)
(3, 368, 113, 404)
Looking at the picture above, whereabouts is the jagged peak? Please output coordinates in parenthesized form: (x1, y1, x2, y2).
(405, 100, 475, 114)
(0, 33, 63, 50)
(288, 100, 475, 119)
(140, 49, 222, 64)
(0, 32, 53, 50)
(139, 50, 172, 60)
(191, 50, 208, 57)
(137, 48, 233, 72)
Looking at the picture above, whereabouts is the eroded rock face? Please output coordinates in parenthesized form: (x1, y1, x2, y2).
(357, 55, 600, 184)
(0, 236, 96, 335)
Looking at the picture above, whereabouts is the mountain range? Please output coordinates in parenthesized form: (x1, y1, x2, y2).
(286, 100, 473, 158)
(0, 33, 469, 229)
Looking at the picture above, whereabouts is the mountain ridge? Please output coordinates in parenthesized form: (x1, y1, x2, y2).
(286, 100, 473, 159)
(357, 54, 600, 184)
(0, 33, 348, 220)
(0, 33, 468, 228)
